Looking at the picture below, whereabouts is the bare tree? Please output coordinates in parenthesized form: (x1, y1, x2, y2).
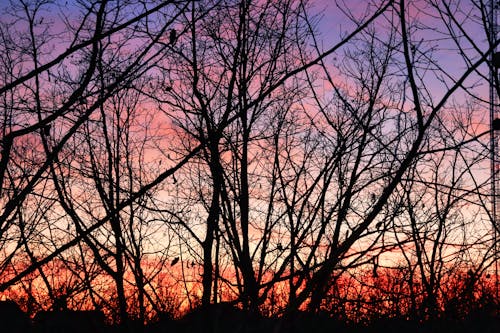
(1, 0, 498, 328)
(271, 0, 497, 313)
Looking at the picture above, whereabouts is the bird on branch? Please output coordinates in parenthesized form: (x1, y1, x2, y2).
(171, 257, 179, 266)
(43, 124, 51, 136)
(169, 29, 177, 45)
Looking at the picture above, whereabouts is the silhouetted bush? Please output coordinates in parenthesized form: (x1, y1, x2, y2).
(176, 303, 265, 333)
(14, 298, 496, 333)
(0, 300, 32, 333)
(34, 309, 105, 333)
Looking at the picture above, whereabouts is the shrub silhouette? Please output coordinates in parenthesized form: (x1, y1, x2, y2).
(0, 300, 32, 333)
(34, 309, 105, 333)
(176, 303, 265, 333)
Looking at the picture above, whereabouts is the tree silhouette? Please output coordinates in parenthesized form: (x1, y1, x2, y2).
(0, 0, 498, 331)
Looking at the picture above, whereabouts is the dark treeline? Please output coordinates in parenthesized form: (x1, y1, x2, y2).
(1, 293, 499, 333)
(0, 0, 499, 332)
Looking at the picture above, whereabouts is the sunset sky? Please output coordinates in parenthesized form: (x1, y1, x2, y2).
(0, 1, 498, 330)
